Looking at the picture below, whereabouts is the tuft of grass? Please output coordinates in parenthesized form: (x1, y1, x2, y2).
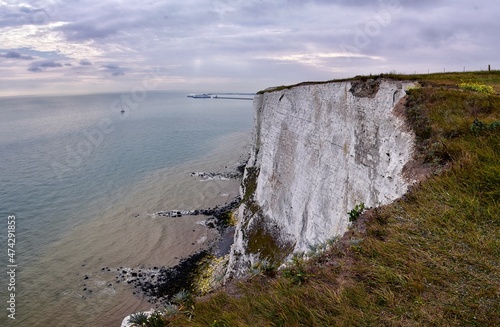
(282, 254, 310, 285)
(170, 72, 500, 326)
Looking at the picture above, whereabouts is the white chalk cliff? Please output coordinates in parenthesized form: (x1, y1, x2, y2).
(227, 79, 416, 276)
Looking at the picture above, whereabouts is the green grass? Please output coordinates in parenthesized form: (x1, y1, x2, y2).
(171, 72, 500, 326)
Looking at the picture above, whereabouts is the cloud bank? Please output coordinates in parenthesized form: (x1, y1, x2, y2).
(0, 0, 499, 95)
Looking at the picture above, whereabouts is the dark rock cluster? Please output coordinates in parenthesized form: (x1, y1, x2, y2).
(190, 170, 242, 180)
(125, 198, 241, 303)
(84, 197, 241, 305)
(155, 196, 241, 231)
(116, 251, 211, 305)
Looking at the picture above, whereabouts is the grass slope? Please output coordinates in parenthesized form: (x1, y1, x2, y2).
(169, 72, 500, 326)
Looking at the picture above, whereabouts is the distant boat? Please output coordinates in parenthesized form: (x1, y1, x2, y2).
(187, 94, 211, 98)
(120, 106, 125, 113)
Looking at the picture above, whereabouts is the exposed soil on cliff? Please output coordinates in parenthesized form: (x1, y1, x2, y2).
(349, 79, 381, 98)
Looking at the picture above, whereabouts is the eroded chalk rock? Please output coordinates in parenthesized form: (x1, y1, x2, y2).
(227, 79, 416, 277)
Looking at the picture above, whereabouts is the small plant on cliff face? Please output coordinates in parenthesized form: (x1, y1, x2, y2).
(164, 304, 181, 317)
(129, 311, 149, 326)
(146, 311, 168, 327)
(171, 290, 192, 306)
(283, 254, 309, 285)
(348, 203, 365, 222)
(251, 259, 278, 277)
(170, 290, 195, 319)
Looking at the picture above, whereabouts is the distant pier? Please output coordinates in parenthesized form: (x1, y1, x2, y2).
(213, 96, 253, 100)
(188, 93, 255, 100)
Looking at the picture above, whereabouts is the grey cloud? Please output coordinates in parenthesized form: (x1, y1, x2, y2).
(101, 64, 125, 76)
(102, 64, 119, 70)
(309, 0, 441, 9)
(79, 59, 92, 65)
(1, 51, 33, 60)
(40, 61, 63, 68)
(18, 6, 33, 14)
(18, 6, 47, 14)
(0, 7, 29, 28)
(28, 60, 63, 72)
(55, 21, 118, 41)
(0, 3, 51, 28)
(51, 1, 222, 43)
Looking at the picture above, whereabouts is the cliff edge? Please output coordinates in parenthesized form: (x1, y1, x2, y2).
(227, 79, 416, 276)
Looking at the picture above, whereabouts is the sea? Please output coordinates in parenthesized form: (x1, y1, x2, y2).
(0, 91, 253, 326)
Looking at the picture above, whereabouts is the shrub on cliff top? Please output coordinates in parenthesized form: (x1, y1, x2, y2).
(458, 80, 494, 94)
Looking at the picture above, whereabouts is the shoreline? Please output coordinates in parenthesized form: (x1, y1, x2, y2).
(15, 131, 252, 327)
(96, 131, 251, 325)
(121, 169, 244, 306)
(118, 195, 241, 307)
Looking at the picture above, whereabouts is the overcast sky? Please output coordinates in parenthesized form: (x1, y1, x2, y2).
(0, 0, 498, 96)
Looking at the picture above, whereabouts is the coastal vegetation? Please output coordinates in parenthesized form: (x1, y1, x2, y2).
(132, 71, 499, 326)
(347, 203, 365, 223)
(458, 81, 495, 95)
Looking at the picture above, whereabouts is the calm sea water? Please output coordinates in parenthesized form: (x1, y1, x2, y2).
(0, 92, 253, 326)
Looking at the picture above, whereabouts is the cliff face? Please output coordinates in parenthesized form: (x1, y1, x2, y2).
(227, 79, 416, 277)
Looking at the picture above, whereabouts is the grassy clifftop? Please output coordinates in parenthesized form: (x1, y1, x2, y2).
(150, 72, 500, 326)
